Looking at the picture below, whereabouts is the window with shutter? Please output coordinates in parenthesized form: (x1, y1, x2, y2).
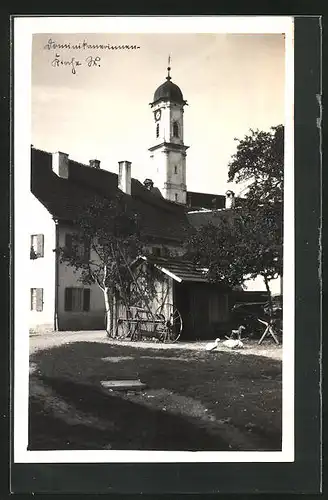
(30, 234, 44, 259)
(161, 247, 169, 257)
(37, 234, 44, 257)
(152, 247, 161, 257)
(83, 241, 90, 262)
(65, 287, 91, 312)
(72, 289, 83, 310)
(36, 288, 43, 311)
(31, 288, 36, 310)
(65, 233, 89, 261)
(65, 233, 73, 253)
(31, 288, 43, 311)
(65, 287, 73, 311)
(83, 289, 90, 311)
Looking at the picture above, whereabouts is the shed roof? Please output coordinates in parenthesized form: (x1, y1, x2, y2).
(137, 255, 210, 283)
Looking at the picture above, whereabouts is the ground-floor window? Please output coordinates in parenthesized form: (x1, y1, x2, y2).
(64, 287, 90, 312)
(31, 288, 43, 311)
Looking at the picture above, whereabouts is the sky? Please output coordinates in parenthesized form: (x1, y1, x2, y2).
(32, 32, 285, 196)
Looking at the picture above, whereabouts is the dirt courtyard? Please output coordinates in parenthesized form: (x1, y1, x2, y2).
(29, 330, 282, 452)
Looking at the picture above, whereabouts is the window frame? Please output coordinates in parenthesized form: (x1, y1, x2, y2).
(30, 288, 44, 312)
(64, 287, 91, 312)
(30, 234, 44, 259)
(65, 233, 90, 262)
(173, 121, 179, 138)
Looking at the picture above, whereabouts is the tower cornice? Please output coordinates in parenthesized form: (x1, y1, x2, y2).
(148, 142, 189, 153)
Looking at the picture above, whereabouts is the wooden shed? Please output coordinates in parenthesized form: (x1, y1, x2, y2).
(124, 255, 233, 341)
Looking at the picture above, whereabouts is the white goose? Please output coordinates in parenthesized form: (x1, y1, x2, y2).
(205, 338, 221, 351)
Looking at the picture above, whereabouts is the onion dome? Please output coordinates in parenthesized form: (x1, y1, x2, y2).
(152, 59, 186, 105)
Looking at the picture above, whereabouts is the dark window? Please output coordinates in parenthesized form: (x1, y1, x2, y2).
(152, 247, 161, 257)
(65, 287, 90, 312)
(175, 193, 178, 202)
(65, 233, 72, 251)
(30, 234, 44, 259)
(173, 121, 179, 138)
(65, 233, 90, 261)
(83, 289, 91, 311)
(152, 247, 170, 258)
(156, 123, 159, 138)
(174, 165, 177, 174)
(31, 288, 43, 311)
(161, 247, 169, 257)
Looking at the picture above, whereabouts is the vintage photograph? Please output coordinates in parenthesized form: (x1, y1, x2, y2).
(15, 18, 293, 461)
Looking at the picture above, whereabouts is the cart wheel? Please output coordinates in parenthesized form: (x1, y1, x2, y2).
(116, 308, 132, 339)
(155, 312, 166, 342)
(156, 304, 182, 343)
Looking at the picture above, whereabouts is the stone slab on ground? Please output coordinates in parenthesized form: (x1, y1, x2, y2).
(100, 379, 146, 391)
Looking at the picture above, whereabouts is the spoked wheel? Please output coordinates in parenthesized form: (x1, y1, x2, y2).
(155, 303, 183, 343)
(115, 308, 132, 339)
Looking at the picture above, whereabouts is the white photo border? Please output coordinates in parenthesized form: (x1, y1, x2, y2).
(13, 15, 294, 464)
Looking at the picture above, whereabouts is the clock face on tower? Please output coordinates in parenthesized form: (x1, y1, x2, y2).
(154, 109, 161, 121)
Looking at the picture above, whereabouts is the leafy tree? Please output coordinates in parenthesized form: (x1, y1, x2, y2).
(186, 125, 284, 316)
(228, 124, 284, 310)
(228, 124, 284, 206)
(59, 193, 144, 336)
(186, 206, 282, 307)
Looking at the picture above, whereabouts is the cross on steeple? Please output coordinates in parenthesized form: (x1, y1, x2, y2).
(167, 54, 171, 80)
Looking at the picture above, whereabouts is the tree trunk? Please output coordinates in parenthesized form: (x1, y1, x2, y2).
(103, 287, 113, 337)
(263, 275, 273, 318)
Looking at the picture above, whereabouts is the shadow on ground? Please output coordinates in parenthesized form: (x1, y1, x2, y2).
(30, 376, 229, 451)
(29, 341, 282, 451)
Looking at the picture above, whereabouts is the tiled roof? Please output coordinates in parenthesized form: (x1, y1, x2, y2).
(187, 209, 232, 228)
(31, 148, 190, 242)
(186, 191, 226, 210)
(136, 255, 211, 283)
(186, 191, 245, 211)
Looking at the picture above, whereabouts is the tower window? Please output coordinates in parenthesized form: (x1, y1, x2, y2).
(175, 193, 178, 202)
(173, 121, 179, 138)
(156, 123, 159, 138)
(174, 165, 177, 174)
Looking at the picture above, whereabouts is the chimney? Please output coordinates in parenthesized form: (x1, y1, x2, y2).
(89, 159, 100, 169)
(143, 178, 154, 190)
(52, 151, 69, 179)
(118, 161, 131, 195)
(225, 190, 235, 209)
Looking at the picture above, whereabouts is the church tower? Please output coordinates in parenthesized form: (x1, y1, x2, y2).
(148, 60, 189, 204)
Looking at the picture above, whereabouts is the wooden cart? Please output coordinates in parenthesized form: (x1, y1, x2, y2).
(112, 246, 183, 343)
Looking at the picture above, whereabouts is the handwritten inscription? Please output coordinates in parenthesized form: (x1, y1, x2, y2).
(44, 38, 140, 51)
(51, 53, 101, 74)
(45, 38, 140, 75)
